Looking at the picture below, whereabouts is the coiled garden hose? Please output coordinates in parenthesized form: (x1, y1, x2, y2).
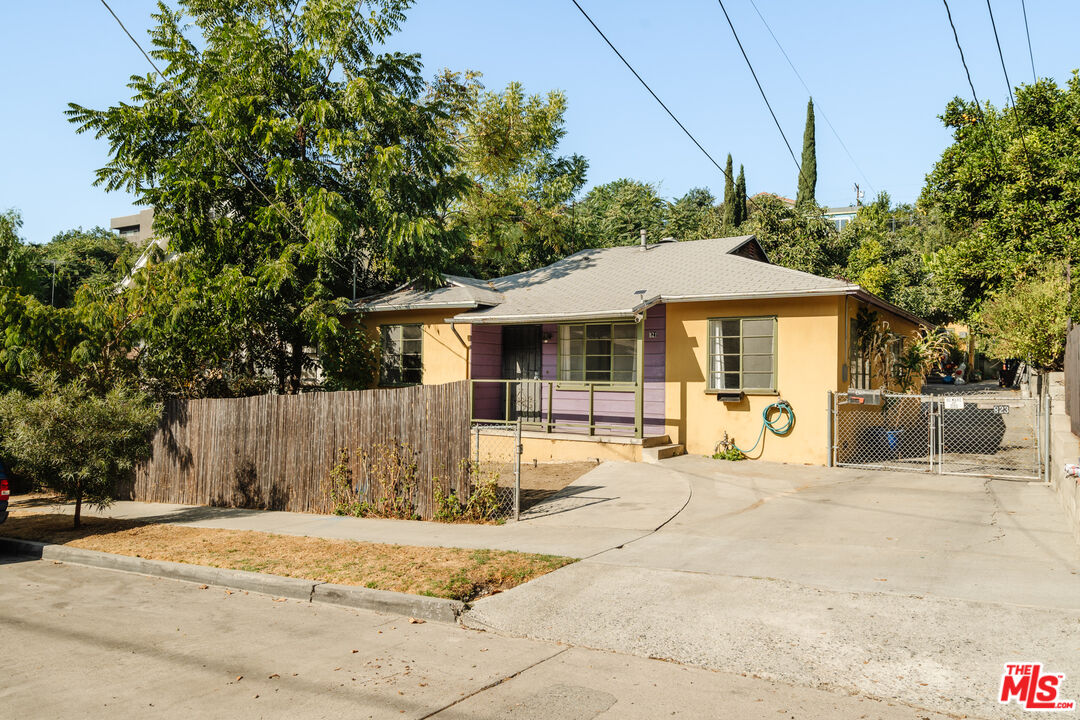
(732, 400, 795, 456)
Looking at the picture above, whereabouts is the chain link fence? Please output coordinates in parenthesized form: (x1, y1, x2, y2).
(830, 391, 1045, 480)
(470, 421, 522, 521)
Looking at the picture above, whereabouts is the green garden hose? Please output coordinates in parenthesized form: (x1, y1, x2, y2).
(732, 400, 795, 456)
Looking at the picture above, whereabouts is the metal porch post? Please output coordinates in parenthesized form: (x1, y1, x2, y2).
(826, 391, 834, 467)
(514, 418, 522, 521)
(635, 316, 645, 438)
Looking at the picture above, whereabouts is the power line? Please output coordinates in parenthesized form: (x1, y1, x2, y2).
(567, 0, 757, 211)
(745, 0, 876, 195)
(940, 0, 986, 117)
(940, 0, 1002, 171)
(714, 0, 804, 184)
(1020, 0, 1036, 83)
(985, 0, 1035, 166)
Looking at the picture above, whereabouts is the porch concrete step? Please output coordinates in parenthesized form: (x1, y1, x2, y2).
(642, 443, 686, 463)
(641, 435, 671, 448)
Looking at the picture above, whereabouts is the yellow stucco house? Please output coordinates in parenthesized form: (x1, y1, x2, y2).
(358, 235, 926, 465)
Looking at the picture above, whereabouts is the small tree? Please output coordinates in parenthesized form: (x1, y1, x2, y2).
(0, 374, 161, 528)
(977, 269, 1070, 371)
(796, 98, 817, 208)
(722, 154, 737, 231)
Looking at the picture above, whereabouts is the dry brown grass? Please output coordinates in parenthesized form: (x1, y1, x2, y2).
(2, 513, 574, 602)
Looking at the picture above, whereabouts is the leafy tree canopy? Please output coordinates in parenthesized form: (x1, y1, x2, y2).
(921, 74, 1080, 311)
(66, 0, 467, 393)
(432, 74, 588, 277)
(0, 373, 160, 528)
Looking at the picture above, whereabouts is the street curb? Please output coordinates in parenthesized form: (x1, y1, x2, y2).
(0, 537, 464, 623)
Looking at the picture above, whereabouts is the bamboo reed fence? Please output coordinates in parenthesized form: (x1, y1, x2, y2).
(126, 381, 471, 518)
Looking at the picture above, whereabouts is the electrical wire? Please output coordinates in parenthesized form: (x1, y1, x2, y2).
(745, 0, 876, 195)
(985, 0, 1034, 165)
(568, 0, 758, 211)
(1020, 0, 1036, 83)
(714, 0, 805, 186)
(940, 0, 1001, 170)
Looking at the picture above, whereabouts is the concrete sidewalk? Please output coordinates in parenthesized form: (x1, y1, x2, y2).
(14, 461, 691, 558)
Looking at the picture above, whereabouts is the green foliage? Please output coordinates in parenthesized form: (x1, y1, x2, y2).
(976, 268, 1069, 369)
(667, 187, 724, 241)
(0, 373, 161, 528)
(722, 154, 736, 231)
(711, 447, 745, 461)
(434, 74, 588, 277)
(841, 193, 965, 324)
(746, 194, 844, 276)
(796, 98, 817, 208)
(921, 74, 1080, 312)
(855, 307, 953, 392)
(326, 445, 503, 522)
(576, 179, 668, 246)
(36, 227, 138, 307)
(66, 0, 466, 393)
(733, 165, 747, 227)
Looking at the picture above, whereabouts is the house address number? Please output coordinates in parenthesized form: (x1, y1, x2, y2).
(993, 405, 1010, 415)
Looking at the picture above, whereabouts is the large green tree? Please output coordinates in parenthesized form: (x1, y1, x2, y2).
(668, 188, 723, 241)
(435, 74, 588, 277)
(576, 179, 667, 246)
(722, 154, 737, 231)
(796, 98, 817, 208)
(841, 193, 964, 324)
(921, 74, 1080, 313)
(746, 194, 843, 276)
(66, 0, 467, 393)
(733, 165, 747, 227)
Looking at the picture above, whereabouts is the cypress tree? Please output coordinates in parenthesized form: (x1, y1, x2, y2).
(796, 98, 817, 208)
(722, 153, 736, 231)
(734, 165, 747, 227)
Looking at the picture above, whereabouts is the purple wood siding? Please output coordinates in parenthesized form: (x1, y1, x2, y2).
(538, 306, 665, 436)
(470, 324, 501, 420)
(469, 307, 666, 435)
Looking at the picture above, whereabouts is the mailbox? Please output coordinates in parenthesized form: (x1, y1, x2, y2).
(846, 389, 882, 406)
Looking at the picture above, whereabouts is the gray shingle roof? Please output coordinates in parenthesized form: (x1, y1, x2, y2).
(359, 274, 502, 312)
(350, 235, 939, 325)
(448, 236, 857, 323)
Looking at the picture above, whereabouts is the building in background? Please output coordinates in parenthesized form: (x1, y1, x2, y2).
(110, 208, 155, 245)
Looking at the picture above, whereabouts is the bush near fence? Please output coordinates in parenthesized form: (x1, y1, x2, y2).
(125, 382, 472, 519)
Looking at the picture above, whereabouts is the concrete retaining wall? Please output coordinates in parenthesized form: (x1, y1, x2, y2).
(1045, 372, 1080, 547)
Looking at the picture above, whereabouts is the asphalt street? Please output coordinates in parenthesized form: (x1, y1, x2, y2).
(0, 557, 950, 720)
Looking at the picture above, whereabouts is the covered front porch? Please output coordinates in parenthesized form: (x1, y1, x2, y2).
(467, 306, 668, 441)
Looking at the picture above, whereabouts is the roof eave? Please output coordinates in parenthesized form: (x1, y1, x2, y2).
(355, 300, 481, 313)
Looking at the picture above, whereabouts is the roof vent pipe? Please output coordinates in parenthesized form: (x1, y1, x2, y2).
(639, 228, 647, 251)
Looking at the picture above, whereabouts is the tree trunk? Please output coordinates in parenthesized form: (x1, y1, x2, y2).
(73, 491, 82, 530)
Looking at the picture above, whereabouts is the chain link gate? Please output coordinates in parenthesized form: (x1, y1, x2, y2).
(470, 420, 522, 521)
(829, 391, 1048, 481)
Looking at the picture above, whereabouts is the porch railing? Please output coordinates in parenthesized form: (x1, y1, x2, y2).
(470, 378, 642, 437)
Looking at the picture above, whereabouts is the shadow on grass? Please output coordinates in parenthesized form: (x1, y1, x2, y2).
(0, 513, 147, 545)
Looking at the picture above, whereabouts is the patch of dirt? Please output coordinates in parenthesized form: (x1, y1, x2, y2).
(1, 513, 575, 602)
(517, 461, 598, 511)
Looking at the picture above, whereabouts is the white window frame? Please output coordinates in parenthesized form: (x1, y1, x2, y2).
(379, 324, 422, 386)
(707, 316, 777, 393)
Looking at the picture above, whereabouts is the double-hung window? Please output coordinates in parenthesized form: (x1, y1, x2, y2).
(707, 316, 777, 392)
(558, 322, 637, 384)
(380, 324, 422, 386)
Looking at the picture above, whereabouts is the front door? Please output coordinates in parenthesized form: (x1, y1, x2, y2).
(501, 325, 543, 423)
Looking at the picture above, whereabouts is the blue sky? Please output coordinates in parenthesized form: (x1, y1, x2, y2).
(3, 0, 1079, 245)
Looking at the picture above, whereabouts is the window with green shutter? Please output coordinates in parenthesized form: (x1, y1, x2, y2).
(380, 324, 422, 386)
(558, 322, 637, 385)
(707, 317, 777, 392)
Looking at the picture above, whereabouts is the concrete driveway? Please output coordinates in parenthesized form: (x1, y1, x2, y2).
(465, 456, 1080, 720)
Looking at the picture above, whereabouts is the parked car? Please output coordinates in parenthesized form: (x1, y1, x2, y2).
(0, 459, 9, 524)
